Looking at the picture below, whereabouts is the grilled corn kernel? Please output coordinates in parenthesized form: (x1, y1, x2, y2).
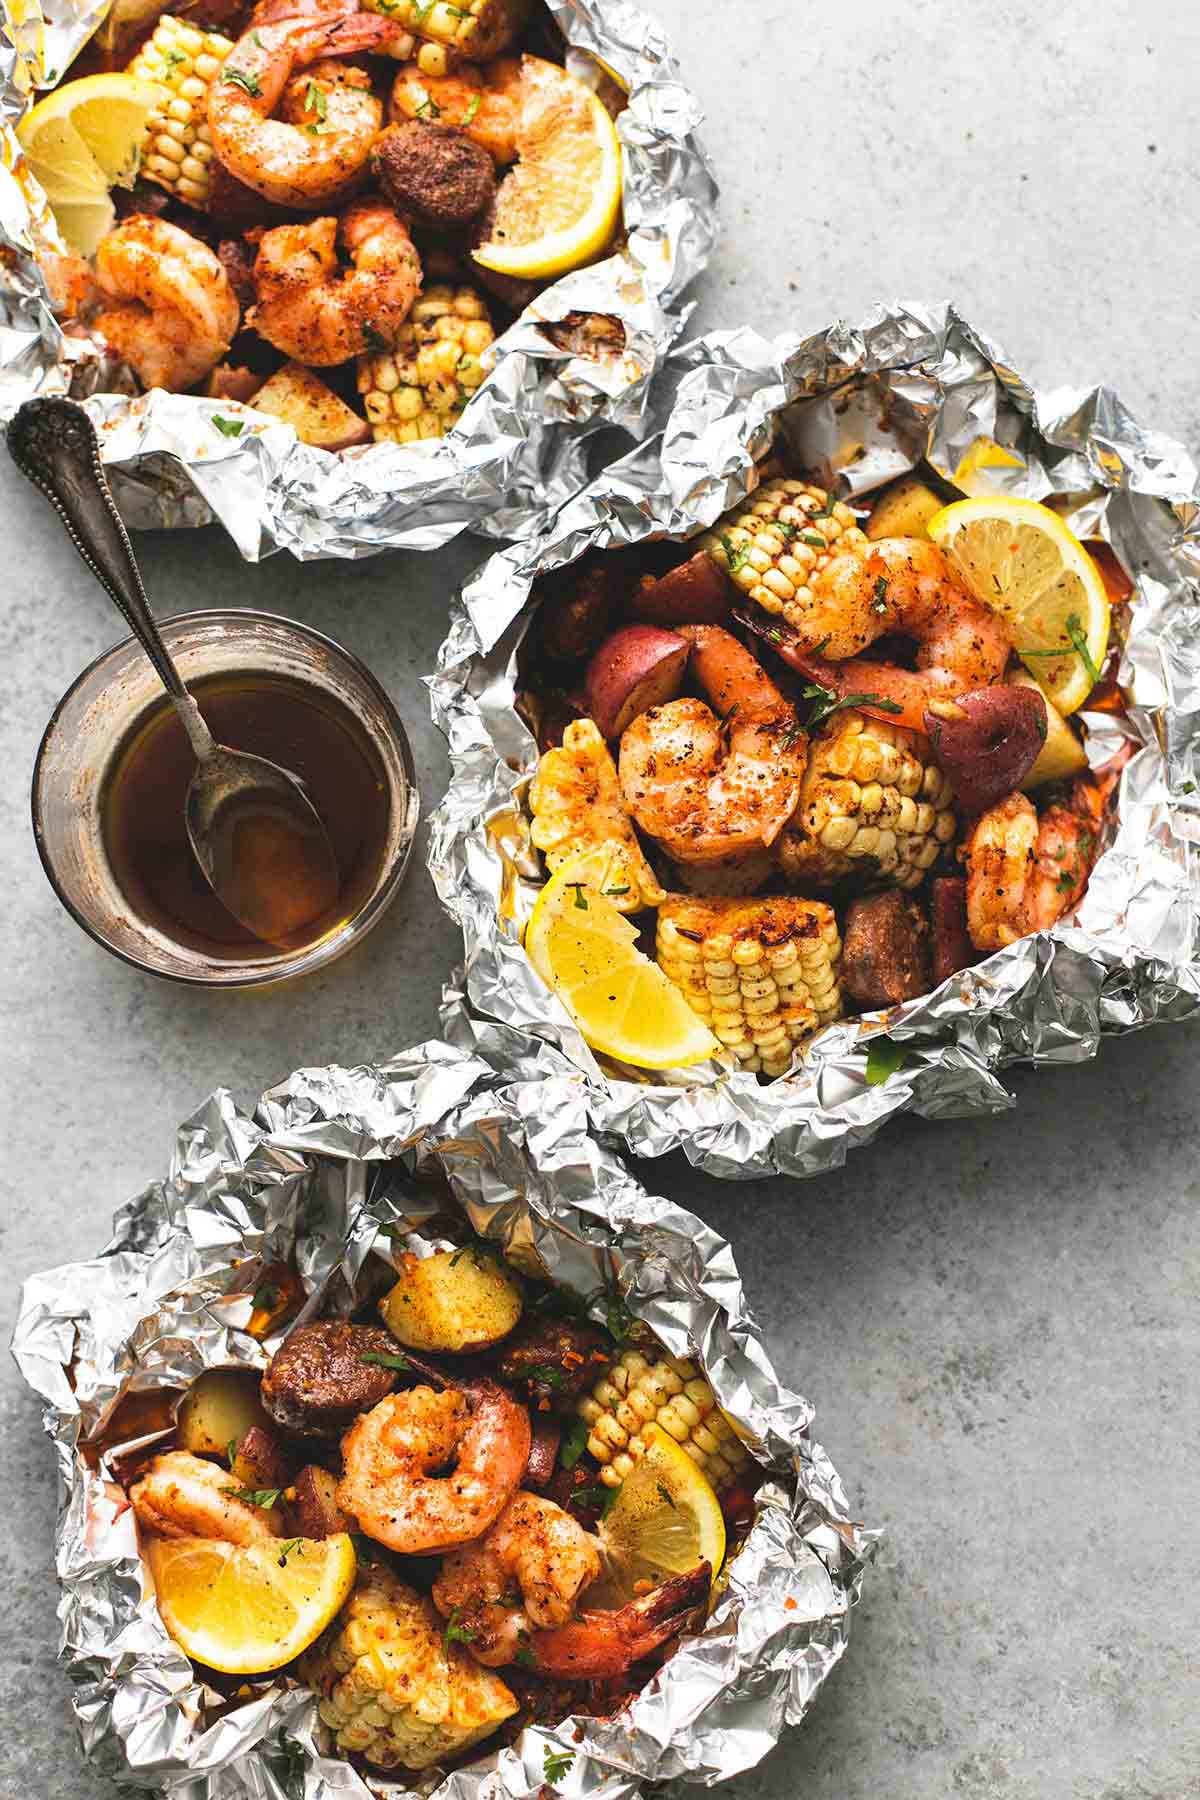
(529, 718, 666, 913)
(127, 18, 232, 209)
(577, 1348, 752, 1492)
(779, 710, 957, 890)
(300, 1565, 517, 1771)
(701, 478, 869, 628)
(357, 285, 496, 444)
(655, 895, 842, 1078)
(360, 0, 531, 61)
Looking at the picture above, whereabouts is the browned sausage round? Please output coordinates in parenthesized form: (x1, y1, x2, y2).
(842, 890, 931, 1010)
(261, 1320, 403, 1435)
(495, 1316, 611, 1404)
(373, 120, 496, 230)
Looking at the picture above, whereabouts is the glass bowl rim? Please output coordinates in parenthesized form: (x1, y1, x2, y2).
(31, 607, 419, 990)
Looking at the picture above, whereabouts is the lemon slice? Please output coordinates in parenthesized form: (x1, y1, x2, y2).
(473, 57, 622, 281)
(928, 496, 1111, 716)
(588, 1423, 726, 1610)
(1010, 671, 1088, 788)
(525, 852, 719, 1070)
(17, 73, 165, 255)
(145, 1533, 356, 1674)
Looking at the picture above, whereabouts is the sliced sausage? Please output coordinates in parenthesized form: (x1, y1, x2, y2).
(930, 876, 977, 986)
(842, 890, 931, 1010)
(373, 120, 496, 231)
(630, 552, 732, 627)
(261, 1320, 403, 1435)
(495, 1315, 611, 1404)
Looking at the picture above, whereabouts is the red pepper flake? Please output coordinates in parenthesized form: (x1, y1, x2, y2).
(784, 1596, 798, 1612)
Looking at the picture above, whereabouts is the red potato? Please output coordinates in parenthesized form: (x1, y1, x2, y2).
(290, 1465, 354, 1539)
(924, 686, 1048, 817)
(585, 626, 691, 740)
(630, 552, 733, 627)
(930, 876, 977, 986)
(205, 365, 265, 405)
(250, 364, 372, 452)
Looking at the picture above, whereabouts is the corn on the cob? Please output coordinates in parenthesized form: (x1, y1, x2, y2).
(701, 478, 869, 630)
(127, 17, 232, 210)
(655, 894, 841, 1077)
(361, 0, 531, 68)
(301, 1565, 517, 1771)
(529, 718, 666, 914)
(779, 709, 957, 890)
(578, 1349, 752, 1493)
(358, 286, 495, 444)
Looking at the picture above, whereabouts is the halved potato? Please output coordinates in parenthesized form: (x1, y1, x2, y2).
(230, 1423, 290, 1491)
(866, 475, 945, 541)
(177, 1369, 271, 1460)
(379, 1249, 523, 1354)
(250, 363, 371, 452)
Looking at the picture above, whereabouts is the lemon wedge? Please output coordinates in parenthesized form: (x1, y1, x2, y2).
(525, 851, 719, 1070)
(145, 1533, 356, 1673)
(928, 496, 1111, 716)
(473, 57, 622, 281)
(17, 72, 164, 255)
(587, 1423, 726, 1610)
(1010, 670, 1088, 787)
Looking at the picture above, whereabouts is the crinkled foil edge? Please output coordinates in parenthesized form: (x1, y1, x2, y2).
(0, 0, 716, 558)
(426, 301, 1200, 1180)
(12, 1041, 873, 1797)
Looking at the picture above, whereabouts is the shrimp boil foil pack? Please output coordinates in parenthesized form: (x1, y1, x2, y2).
(12, 1041, 870, 1799)
(0, 3, 715, 558)
(429, 302, 1200, 1179)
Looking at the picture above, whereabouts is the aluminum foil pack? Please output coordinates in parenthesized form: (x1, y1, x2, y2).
(428, 301, 1200, 1180)
(12, 1041, 871, 1798)
(0, 2, 716, 558)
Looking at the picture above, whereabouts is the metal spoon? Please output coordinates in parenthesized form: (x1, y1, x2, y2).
(8, 397, 340, 947)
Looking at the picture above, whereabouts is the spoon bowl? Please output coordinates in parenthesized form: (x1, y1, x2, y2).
(8, 396, 340, 946)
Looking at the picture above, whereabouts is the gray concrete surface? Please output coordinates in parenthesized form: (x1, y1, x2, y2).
(3, 2, 1199, 1796)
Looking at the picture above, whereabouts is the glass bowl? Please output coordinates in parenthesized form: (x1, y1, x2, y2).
(33, 610, 419, 987)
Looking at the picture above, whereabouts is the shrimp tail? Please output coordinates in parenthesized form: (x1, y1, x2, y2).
(530, 1562, 710, 1680)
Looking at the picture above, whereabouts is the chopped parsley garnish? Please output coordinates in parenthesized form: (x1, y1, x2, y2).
(414, 90, 442, 121)
(276, 1538, 303, 1566)
(211, 414, 243, 438)
(719, 532, 751, 576)
(250, 29, 264, 45)
(872, 575, 889, 614)
(304, 79, 327, 120)
(226, 1437, 239, 1469)
(601, 1293, 634, 1344)
(560, 1416, 590, 1470)
(224, 1486, 282, 1508)
(463, 93, 482, 126)
(1034, 709, 1047, 741)
(521, 1362, 566, 1391)
(272, 1731, 309, 1800)
(800, 678, 902, 732)
(1182, 780, 1197, 795)
(801, 531, 827, 549)
(543, 1748, 575, 1784)
(657, 1482, 677, 1511)
(604, 884, 631, 897)
(222, 67, 262, 96)
(773, 520, 799, 544)
(443, 1606, 476, 1650)
(359, 1351, 411, 1372)
(567, 881, 589, 911)
(1065, 611, 1101, 687)
(163, 47, 187, 69)
(252, 1280, 280, 1311)
(573, 1481, 619, 1517)
(514, 1637, 536, 1668)
(812, 491, 838, 518)
(865, 1037, 908, 1087)
(1055, 867, 1080, 894)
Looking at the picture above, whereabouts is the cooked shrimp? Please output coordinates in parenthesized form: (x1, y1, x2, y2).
(963, 790, 1099, 952)
(338, 1383, 530, 1554)
(129, 1450, 280, 1544)
(249, 199, 421, 365)
(432, 1493, 709, 1679)
(770, 537, 1013, 732)
(93, 217, 239, 392)
(618, 624, 807, 875)
(390, 57, 522, 165)
(432, 1492, 603, 1666)
(208, 17, 402, 208)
